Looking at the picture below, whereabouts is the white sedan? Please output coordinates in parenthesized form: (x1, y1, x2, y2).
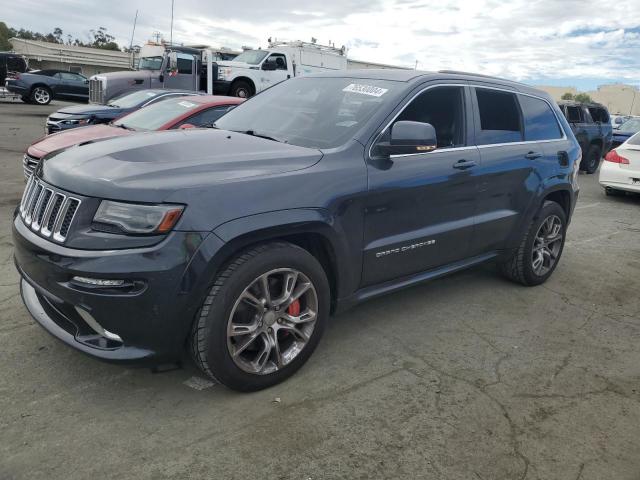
(600, 131, 640, 195)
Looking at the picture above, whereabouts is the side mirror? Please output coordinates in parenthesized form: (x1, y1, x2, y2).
(376, 121, 437, 156)
(168, 51, 178, 71)
(179, 123, 195, 129)
(261, 62, 277, 71)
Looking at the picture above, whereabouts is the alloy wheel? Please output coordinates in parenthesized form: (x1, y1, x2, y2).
(226, 268, 318, 375)
(531, 215, 563, 276)
(33, 88, 50, 104)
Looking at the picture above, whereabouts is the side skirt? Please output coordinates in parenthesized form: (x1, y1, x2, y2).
(334, 252, 498, 314)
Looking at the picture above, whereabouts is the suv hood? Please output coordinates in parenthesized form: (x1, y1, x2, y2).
(40, 129, 323, 202)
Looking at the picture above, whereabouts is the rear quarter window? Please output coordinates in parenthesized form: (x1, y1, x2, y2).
(519, 95, 563, 141)
(587, 107, 609, 123)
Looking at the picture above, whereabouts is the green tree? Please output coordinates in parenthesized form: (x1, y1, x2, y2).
(574, 93, 593, 103)
(561, 92, 574, 100)
(0, 22, 11, 50)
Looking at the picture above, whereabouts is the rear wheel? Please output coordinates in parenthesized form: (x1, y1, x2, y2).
(604, 187, 624, 197)
(30, 86, 52, 105)
(582, 144, 601, 174)
(499, 201, 567, 286)
(190, 242, 330, 391)
(230, 80, 253, 98)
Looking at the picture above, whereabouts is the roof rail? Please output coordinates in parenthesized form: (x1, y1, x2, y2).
(267, 40, 346, 56)
(438, 69, 527, 85)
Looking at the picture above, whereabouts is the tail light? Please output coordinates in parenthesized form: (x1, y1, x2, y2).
(605, 150, 629, 165)
(7, 73, 19, 80)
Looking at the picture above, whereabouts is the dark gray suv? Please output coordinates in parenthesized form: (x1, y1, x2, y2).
(13, 70, 581, 391)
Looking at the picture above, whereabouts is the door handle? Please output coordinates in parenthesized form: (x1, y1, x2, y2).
(452, 159, 477, 170)
(525, 151, 542, 160)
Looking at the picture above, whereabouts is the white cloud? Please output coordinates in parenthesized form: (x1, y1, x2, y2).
(4, 0, 640, 85)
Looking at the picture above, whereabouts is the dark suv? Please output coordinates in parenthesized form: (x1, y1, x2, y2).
(13, 70, 581, 391)
(558, 100, 612, 174)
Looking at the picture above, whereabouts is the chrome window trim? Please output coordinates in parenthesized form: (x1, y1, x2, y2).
(370, 82, 567, 160)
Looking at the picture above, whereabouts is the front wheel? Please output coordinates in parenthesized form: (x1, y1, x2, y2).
(230, 80, 253, 98)
(499, 201, 567, 286)
(30, 86, 52, 105)
(190, 242, 330, 391)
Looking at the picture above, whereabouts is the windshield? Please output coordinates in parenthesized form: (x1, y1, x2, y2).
(214, 77, 399, 149)
(618, 118, 640, 133)
(231, 50, 269, 65)
(107, 90, 161, 108)
(113, 97, 201, 131)
(138, 56, 164, 70)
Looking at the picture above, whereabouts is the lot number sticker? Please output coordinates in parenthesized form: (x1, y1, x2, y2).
(178, 101, 196, 108)
(343, 84, 388, 97)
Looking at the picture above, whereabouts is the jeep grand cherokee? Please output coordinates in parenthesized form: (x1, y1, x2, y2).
(13, 70, 581, 391)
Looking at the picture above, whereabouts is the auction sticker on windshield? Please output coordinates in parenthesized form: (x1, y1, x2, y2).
(178, 101, 196, 108)
(343, 84, 388, 97)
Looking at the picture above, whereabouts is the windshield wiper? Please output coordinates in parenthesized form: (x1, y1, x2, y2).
(232, 130, 287, 143)
(114, 123, 133, 130)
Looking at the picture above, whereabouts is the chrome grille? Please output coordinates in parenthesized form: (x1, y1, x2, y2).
(23, 153, 40, 179)
(19, 176, 81, 243)
(89, 79, 104, 104)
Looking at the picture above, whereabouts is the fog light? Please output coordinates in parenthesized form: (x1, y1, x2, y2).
(72, 276, 125, 287)
(75, 307, 123, 342)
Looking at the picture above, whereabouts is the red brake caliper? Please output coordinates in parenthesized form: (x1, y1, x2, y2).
(287, 300, 301, 316)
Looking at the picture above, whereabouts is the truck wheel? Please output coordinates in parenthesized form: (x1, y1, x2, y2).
(498, 201, 567, 286)
(190, 242, 330, 392)
(582, 145, 601, 174)
(30, 86, 52, 105)
(230, 80, 253, 98)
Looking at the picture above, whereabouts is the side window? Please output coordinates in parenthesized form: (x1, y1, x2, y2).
(519, 95, 562, 141)
(174, 106, 234, 128)
(393, 86, 465, 149)
(264, 54, 287, 70)
(60, 72, 83, 81)
(588, 107, 609, 123)
(169, 53, 193, 75)
(53, 72, 63, 80)
(475, 88, 522, 145)
(565, 106, 582, 123)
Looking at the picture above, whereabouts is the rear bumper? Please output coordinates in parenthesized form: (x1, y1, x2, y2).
(13, 216, 225, 365)
(5, 80, 27, 95)
(599, 161, 640, 193)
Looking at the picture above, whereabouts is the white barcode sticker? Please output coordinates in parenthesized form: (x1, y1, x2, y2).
(178, 101, 196, 108)
(343, 83, 388, 97)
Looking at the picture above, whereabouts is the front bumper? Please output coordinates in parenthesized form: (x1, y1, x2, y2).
(212, 80, 232, 95)
(13, 216, 225, 364)
(599, 161, 640, 193)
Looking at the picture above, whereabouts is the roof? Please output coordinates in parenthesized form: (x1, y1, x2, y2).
(558, 100, 607, 108)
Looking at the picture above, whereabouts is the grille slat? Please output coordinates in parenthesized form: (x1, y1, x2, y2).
(89, 79, 104, 104)
(23, 154, 40, 179)
(19, 178, 81, 243)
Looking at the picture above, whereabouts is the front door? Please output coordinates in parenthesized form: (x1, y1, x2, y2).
(260, 53, 290, 89)
(164, 52, 196, 90)
(362, 84, 479, 286)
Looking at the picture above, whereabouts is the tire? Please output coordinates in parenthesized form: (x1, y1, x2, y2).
(582, 144, 601, 174)
(230, 80, 253, 98)
(30, 86, 52, 105)
(190, 242, 330, 391)
(499, 201, 567, 286)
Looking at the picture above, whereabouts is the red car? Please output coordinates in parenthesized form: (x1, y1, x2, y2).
(23, 95, 244, 178)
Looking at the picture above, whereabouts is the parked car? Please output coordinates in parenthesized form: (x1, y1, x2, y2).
(611, 117, 640, 149)
(558, 100, 612, 173)
(23, 95, 243, 178)
(600, 131, 640, 196)
(45, 88, 201, 134)
(14, 70, 580, 391)
(5, 69, 88, 105)
(0, 52, 28, 87)
(610, 114, 632, 128)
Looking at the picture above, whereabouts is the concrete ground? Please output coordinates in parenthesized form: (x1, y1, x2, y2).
(1, 99, 639, 480)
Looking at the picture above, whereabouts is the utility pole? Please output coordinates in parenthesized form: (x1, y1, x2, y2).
(170, 0, 175, 46)
(128, 10, 138, 68)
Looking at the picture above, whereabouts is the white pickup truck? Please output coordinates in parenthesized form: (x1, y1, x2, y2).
(213, 41, 348, 98)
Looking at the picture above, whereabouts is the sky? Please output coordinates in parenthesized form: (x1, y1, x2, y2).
(4, 0, 640, 91)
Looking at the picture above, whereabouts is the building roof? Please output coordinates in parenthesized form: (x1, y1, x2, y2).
(9, 38, 133, 69)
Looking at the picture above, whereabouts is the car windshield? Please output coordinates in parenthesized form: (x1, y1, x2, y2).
(214, 77, 399, 149)
(618, 118, 640, 133)
(113, 97, 202, 131)
(138, 56, 163, 70)
(231, 50, 269, 65)
(107, 90, 161, 108)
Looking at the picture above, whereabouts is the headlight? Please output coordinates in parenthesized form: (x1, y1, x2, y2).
(218, 67, 232, 80)
(62, 118, 90, 125)
(93, 201, 184, 234)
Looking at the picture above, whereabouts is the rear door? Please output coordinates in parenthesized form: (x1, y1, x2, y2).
(362, 83, 480, 286)
(469, 86, 546, 255)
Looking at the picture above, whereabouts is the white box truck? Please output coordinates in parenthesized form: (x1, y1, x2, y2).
(213, 40, 348, 98)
